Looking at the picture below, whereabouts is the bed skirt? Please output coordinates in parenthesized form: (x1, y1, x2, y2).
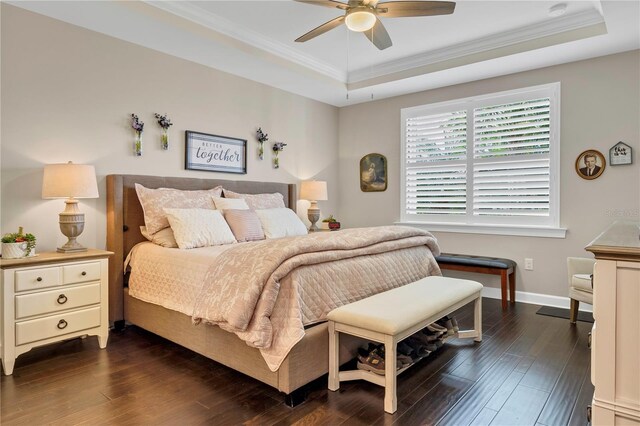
(123, 289, 364, 394)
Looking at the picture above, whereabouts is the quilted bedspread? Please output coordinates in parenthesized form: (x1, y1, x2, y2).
(192, 225, 441, 371)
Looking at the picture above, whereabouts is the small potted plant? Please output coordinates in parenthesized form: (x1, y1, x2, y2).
(322, 215, 340, 230)
(1, 227, 36, 259)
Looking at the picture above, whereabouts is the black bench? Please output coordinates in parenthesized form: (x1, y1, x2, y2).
(434, 253, 516, 310)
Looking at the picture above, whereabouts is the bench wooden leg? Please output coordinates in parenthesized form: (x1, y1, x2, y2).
(383, 334, 397, 414)
(328, 321, 340, 391)
(500, 270, 508, 310)
(474, 296, 483, 342)
(509, 270, 516, 304)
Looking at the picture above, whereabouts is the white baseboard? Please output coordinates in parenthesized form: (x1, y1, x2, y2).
(481, 286, 593, 313)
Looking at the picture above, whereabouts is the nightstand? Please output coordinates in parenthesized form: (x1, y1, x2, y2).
(0, 249, 112, 375)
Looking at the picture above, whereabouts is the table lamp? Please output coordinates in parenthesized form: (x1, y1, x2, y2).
(42, 161, 99, 253)
(300, 180, 328, 232)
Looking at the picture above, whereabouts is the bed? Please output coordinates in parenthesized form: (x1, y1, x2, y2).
(106, 174, 441, 400)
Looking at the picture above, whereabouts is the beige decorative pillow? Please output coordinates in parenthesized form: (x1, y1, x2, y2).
(164, 208, 236, 249)
(255, 208, 308, 239)
(224, 209, 265, 242)
(223, 189, 285, 210)
(212, 197, 249, 211)
(135, 183, 222, 235)
(140, 226, 178, 248)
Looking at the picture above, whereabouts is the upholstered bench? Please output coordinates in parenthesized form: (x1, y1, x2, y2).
(435, 253, 516, 310)
(327, 276, 483, 414)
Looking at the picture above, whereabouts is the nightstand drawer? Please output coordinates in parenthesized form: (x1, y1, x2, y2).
(15, 267, 61, 292)
(15, 306, 101, 346)
(63, 262, 100, 284)
(15, 282, 101, 319)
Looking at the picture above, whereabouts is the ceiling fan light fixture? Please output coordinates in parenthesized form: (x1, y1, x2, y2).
(345, 9, 376, 32)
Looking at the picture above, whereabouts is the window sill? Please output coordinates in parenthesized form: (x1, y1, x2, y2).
(395, 221, 567, 238)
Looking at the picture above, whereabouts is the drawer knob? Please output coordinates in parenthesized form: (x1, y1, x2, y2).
(36, 277, 43, 282)
(57, 319, 68, 330)
(57, 294, 68, 304)
(81, 271, 87, 276)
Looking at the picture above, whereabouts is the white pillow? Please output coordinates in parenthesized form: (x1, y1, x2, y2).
(140, 226, 178, 248)
(164, 208, 236, 249)
(255, 208, 308, 239)
(212, 197, 249, 211)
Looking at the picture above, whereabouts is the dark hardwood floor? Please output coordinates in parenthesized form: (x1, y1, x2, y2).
(0, 298, 593, 425)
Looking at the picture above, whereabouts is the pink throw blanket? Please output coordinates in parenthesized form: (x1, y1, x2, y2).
(192, 225, 441, 370)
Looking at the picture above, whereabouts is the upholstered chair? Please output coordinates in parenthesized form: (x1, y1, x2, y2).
(567, 257, 595, 324)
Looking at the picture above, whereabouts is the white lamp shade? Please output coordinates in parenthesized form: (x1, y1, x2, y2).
(42, 162, 99, 199)
(300, 180, 328, 201)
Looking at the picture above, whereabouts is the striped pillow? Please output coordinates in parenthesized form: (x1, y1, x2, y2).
(224, 209, 265, 242)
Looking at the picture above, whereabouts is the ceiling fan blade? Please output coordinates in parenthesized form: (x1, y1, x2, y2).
(295, 16, 346, 42)
(363, 18, 392, 50)
(376, 1, 455, 18)
(294, 0, 348, 10)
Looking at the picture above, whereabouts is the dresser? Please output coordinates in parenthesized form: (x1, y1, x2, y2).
(586, 221, 640, 425)
(0, 249, 112, 375)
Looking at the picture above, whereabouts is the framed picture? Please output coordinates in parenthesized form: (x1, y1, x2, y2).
(360, 153, 387, 192)
(609, 141, 632, 166)
(185, 131, 246, 174)
(575, 149, 606, 180)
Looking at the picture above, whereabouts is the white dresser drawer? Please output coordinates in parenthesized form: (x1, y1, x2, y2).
(15, 266, 62, 292)
(63, 262, 101, 285)
(15, 306, 101, 346)
(15, 282, 101, 319)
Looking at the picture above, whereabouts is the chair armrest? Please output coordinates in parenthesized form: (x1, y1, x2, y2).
(567, 257, 595, 286)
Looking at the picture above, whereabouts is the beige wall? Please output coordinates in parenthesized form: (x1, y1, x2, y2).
(2, 5, 639, 301)
(1, 5, 339, 252)
(338, 50, 640, 298)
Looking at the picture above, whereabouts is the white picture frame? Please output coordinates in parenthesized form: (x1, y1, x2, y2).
(185, 131, 247, 174)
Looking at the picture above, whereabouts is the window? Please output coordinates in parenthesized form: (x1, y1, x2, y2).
(400, 83, 563, 237)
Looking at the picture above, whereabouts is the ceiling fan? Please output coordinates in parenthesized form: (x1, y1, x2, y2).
(294, 0, 456, 50)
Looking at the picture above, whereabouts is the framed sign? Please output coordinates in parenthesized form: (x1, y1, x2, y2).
(609, 141, 632, 166)
(185, 131, 246, 174)
(360, 153, 387, 192)
(575, 149, 605, 180)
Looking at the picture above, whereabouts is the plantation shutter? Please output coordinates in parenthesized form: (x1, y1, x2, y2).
(401, 83, 559, 230)
(405, 111, 467, 216)
(473, 98, 551, 217)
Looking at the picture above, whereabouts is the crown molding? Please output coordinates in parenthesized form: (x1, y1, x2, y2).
(349, 8, 606, 83)
(144, 0, 346, 82)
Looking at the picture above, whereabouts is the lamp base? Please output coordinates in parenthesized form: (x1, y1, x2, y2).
(56, 244, 87, 253)
(307, 205, 320, 232)
(58, 199, 87, 253)
(57, 243, 87, 253)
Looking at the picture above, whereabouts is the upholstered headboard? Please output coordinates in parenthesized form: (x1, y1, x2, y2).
(106, 174, 297, 323)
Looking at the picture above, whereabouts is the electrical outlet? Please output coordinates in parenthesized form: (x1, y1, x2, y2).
(524, 258, 534, 271)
